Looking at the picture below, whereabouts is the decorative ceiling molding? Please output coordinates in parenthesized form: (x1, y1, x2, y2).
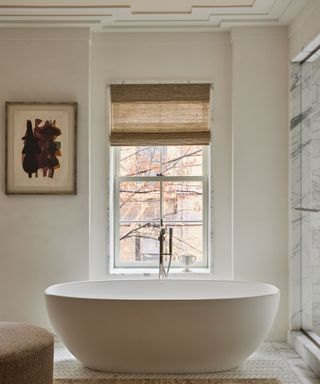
(0, 0, 308, 31)
(0, 1, 255, 10)
(130, 1, 255, 14)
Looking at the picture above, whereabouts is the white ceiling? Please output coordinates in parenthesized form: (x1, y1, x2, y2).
(0, 0, 309, 31)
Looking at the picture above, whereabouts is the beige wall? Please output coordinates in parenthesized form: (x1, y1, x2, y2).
(231, 27, 289, 339)
(89, 32, 233, 280)
(0, 27, 289, 338)
(0, 28, 90, 327)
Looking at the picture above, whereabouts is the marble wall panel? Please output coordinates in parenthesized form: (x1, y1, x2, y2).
(290, 58, 320, 333)
(290, 63, 302, 330)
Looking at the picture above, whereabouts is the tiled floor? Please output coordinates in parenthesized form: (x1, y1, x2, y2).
(54, 341, 320, 384)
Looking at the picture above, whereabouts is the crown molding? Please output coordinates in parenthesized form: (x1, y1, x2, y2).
(0, 0, 309, 32)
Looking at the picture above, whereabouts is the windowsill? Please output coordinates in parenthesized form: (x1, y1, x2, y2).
(108, 267, 212, 278)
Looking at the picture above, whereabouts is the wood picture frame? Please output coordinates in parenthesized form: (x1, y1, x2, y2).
(5, 102, 77, 195)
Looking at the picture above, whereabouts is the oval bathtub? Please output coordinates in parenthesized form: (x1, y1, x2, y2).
(45, 279, 279, 374)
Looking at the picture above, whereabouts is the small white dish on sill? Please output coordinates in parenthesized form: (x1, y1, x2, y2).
(178, 254, 196, 272)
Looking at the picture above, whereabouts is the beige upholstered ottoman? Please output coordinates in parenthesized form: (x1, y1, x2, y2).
(0, 322, 54, 384)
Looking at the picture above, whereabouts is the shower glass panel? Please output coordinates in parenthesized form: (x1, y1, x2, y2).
(301, 53, 320, 340)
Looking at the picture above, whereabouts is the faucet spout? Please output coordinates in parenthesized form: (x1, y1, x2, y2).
(158, 223, 173, 279)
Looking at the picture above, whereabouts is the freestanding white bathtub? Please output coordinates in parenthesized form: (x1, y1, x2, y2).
(45, 279, 279, 373)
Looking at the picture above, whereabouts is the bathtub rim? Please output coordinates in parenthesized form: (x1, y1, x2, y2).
(45, 279, 280, 301)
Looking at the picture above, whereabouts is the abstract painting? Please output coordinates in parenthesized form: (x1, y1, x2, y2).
(5, 102, 77, 194)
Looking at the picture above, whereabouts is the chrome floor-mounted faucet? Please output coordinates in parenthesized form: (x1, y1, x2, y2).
(158, 220, 173, 279)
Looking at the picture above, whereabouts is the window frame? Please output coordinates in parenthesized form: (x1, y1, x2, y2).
(111, 146, 210, 270)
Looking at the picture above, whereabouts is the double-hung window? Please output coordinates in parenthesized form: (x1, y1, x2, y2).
(109, 83, 211, 271)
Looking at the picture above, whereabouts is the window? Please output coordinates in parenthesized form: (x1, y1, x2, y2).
(109, 83, 211, 271)
(112, 145, 209, 269)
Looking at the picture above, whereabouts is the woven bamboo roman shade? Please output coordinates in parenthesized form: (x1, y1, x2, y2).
(109, 83, 211, 146)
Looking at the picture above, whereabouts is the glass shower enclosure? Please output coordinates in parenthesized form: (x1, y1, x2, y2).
(297, 53, 320, 343)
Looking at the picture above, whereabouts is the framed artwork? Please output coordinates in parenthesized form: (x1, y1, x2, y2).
(5, 102, 77, 195)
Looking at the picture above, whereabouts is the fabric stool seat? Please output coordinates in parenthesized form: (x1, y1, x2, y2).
(0, 322, 54, 384)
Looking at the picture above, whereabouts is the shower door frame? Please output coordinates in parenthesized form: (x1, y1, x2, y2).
(290, 50, 320, 348)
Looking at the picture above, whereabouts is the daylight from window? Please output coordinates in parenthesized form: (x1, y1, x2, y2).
(113, 145, 208, 268)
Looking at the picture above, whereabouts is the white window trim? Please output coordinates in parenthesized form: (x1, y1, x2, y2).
(105, 80, 215, 276)
(111, 146, 210, 271)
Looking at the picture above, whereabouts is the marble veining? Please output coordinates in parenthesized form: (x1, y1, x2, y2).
(291, 109, 312, 131)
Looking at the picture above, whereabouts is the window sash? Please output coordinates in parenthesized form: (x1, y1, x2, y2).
(112, 147, 209, 269)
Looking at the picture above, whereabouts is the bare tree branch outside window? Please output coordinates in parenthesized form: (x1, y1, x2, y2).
(117, 146, 205, 266)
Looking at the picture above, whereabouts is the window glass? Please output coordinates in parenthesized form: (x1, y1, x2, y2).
(120, 181, 160, 221)
(162, 146, 203, 176)
(114, 146, 207, 268)
(163, 182, 202, 222)
(120, 146, 161, 177)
